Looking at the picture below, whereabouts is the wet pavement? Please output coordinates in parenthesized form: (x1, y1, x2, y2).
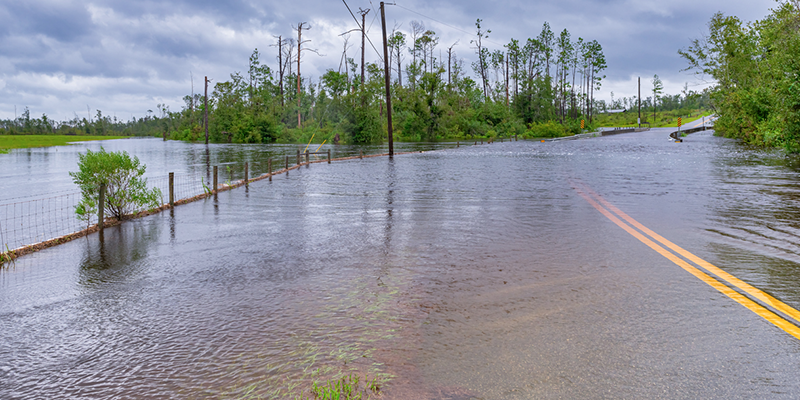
(2, 129, 800, 398)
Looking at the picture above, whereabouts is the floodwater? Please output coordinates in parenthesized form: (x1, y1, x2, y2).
(0, 138, 444, 203)
(3, 129, 800, 398)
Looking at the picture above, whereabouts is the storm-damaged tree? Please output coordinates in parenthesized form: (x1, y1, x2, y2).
(471, 19, 491, 100)
(652, 74, 663, 124)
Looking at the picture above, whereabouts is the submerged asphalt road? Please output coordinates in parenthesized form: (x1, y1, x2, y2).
(2, 128, 800, 399)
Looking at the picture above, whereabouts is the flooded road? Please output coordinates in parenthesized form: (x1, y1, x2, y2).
(2, 129, 800, 398)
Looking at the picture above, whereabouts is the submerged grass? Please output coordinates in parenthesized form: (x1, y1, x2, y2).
(0, 135, 130, 151)
(294, 373, 383, 400)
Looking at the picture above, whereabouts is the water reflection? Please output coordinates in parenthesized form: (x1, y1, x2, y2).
(79, 221, 160, 289)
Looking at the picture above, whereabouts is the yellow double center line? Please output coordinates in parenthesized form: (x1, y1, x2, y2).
(572, 181, 800, 340)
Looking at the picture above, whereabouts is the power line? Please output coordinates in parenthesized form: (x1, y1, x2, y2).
(341, 0, 384, 62)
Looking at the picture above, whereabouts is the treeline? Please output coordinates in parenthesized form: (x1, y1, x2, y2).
(679, 1, 800, 150)
(164, 20, 606, 143)
(0, 106, 175, 137)
(167, 20, 612, 143)
(3, 20, 613, 142)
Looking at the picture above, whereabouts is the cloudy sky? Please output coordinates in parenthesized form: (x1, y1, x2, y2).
(0, 0, 778, 121)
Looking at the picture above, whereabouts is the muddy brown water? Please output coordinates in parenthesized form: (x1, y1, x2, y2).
(2, 129, 800, 399)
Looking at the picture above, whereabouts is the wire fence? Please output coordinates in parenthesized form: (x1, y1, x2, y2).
(0, 155, 316, 254)
(0, 148, 418, 261)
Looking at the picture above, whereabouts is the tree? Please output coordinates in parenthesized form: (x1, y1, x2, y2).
(652, 74, 663, 123)
(388, 30, 406, 86)
(70, 148, 162, 222)
(471, 19, 491, 100)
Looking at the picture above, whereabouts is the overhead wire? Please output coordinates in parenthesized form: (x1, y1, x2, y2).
(341, 0, 384, 62)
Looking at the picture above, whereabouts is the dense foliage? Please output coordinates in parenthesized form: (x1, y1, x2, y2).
(70, 148, 162, 222)
(679, 1, 800, 150)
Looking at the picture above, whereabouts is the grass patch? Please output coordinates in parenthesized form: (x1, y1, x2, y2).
(594, 109, 713, 128)
(0, 135, 130, 151)
(294, 373, 383, 400)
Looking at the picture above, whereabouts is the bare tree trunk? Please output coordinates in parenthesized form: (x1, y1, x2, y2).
(505, 53, 509, 107)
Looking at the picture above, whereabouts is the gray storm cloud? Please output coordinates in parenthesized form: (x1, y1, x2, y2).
(0, 0, 776, 120)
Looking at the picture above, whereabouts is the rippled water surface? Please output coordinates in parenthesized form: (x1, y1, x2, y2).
(3, 130, 800, 399)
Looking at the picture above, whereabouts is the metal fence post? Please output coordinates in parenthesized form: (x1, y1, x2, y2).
(98, 184, 106, 232)
(213, 166, 218, 194)
(169, 172, 174, 207)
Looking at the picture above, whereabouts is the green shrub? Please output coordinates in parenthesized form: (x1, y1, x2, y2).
(70, 148, 162, 222)
(526, 120, 568, 138)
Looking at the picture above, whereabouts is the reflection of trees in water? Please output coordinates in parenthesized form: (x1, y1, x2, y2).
(78, 220, 160, 288)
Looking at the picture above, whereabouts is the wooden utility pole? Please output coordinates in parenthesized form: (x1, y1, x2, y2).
(380, 2, 394, 157)
(638, 76, 641, 128)
(359, 9, 369, 88)
(204, 76, 209, 144)
(297, 24, 303, 128)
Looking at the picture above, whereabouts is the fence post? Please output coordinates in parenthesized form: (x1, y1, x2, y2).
(244, 162, 249, 185)
(268, 159, 272, 181)
(327, 149, 331, 164)
(169, 172, 174, 207)
(360, 150, 363, 159)
(285, 155, 289, 171)
(305, 151, 309, 164)
(457, 142, 459, 148)
(213, 166, 218, 194)
(297, 149, 301, 166)
(98, 184, 106, 232)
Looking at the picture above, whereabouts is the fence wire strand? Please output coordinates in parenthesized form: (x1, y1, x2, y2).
(0, 160, 286, 252)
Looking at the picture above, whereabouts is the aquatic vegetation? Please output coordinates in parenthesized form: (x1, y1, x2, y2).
(294, 373, 382, 400)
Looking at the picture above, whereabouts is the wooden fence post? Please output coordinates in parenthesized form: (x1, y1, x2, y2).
(327, 149, 331, 163)
(305, 151, 309, 164)
(296, 149, 301, 166)
(244, 162, 249, 185)
(98, 184, 106, 232)
(285, 155, 289, 171)
(169, 172, 174, 207)
(213, 166, 218, 194)
(268, 159, 272, 181)
(360, 150, 363, 159)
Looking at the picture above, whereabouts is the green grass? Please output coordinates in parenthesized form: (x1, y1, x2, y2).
(0, 135, 130, 151)
(294, 373, 382, 400)
(594, 109, 713, 128)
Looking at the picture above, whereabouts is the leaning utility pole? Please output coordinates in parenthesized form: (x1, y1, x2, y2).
(380, 2, 394, 157)
(204, 76, 209, 144)
(638, 77, 641, 128)
(359, 9, 369, 88)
